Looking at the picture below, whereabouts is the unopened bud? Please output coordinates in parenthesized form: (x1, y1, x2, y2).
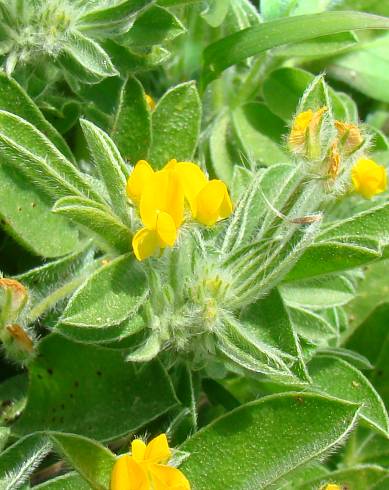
(335, 120, 363, 154)
(0, 279, 28, 323)
(6, 324, 34, 353)
(289, 107, 327, 158)
(327, 140, 341, 179)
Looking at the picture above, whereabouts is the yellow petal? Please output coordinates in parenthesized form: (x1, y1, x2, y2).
(220, 186, 233, 219)
(127, 160, 154, 204)
(156, 211, 177, 248)
(352, 158, 387, 199)
(150, 464, 191, 490)
(132, 439, 147, 463)
(195, 180, 231, 226)
(163, 159, 178, 171)
(140, 169, 184, 229)
(288, 109, 313, 149)
(110, 455, 149, 490)
(173, 162, 208, 215)
(132, 228, 159, 261)
(144, 434, 172, 464)
(165, 170, 184, 228)
(140, 170, 169, 229)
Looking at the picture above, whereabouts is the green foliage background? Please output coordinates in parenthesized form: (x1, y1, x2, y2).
(0, 0, 389, 489)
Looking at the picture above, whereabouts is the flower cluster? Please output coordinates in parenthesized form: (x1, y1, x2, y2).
(127, 159, 233, 260)
(289, 107, 387, 199)
(110, 434, 190, 490)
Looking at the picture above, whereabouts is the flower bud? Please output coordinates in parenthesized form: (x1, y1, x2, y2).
(6, 324, 34, 353)
(288, 107, 327, 158)
(335, 120, 363, 154)
(0, 278, 28, 324)
(327, 140, 341, 179)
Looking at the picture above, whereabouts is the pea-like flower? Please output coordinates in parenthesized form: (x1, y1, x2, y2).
(352, 157, 387, 199)
(166, 159, 233, 226)
(126, 159, 233, 260)
(110, 433, 190, 490)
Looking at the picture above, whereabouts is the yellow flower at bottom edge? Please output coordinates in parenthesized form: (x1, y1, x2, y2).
(166, 160, 233, 226)
(352, 157, 387, 199)
(110, 434, 190, 490)
(321, 484, 342, 490)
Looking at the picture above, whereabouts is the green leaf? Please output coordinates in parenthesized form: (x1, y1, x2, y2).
(80, 119, 130, 226)
(281, 274, 356, 310)
(0, 427, 10, 452)
(0, 375, 28, 426)
(346, 259, 389, 329)
(209, 113, 235, 184)
(0, 164, 80, 258)
(261, 0, 332, 20)
(202, 11, 389, 85)
(111, 76, 151, 163)
(0, 111, 102, 203)
(309, 355, 389, 436)
(346, 303, 389, 408)
(78, 0, 153, 36)
(13, 334, 177, 441)
(240, 289, 309, 382)
(217, 314, 296, 379)
(274, 32, 358, 59)
(0, 434, 52, 490)
(149, 82, 201, 168)
(49, 432, 115, 490)
(53, 196, 132, 254)
(0, 73, 73, 162)
(180, 393, 360, 489)
(320, 203, 389, 246)
(232, 103, 288, 166)
(287, 238, 382, 281)
(329, 32, 389, 103)
(201, 0, 231, 27)
(59, 31, 118, 84)
(57, 316, 144, 344)
(33, 473, 91, 489)
(298, 464, 389, 490)
(16, 243, 94, 303)
(103, 41, 170, 75)
(262, 67, 348, 121)
(287, 306, 337, 344)
(60, 253, 147, 328)
(118, 5, 185, 46)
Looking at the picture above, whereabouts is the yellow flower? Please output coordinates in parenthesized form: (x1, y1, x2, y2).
(335, 120, 363, 154)
(321, 485, 342, 490)
(288, 106, 327, 153)
(127, 159, 233, 260)
(352, 158, 387, 199)
(110, 434, 190, 490)
(166, 160, 233, 226)
(128, 161, 184, 261)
